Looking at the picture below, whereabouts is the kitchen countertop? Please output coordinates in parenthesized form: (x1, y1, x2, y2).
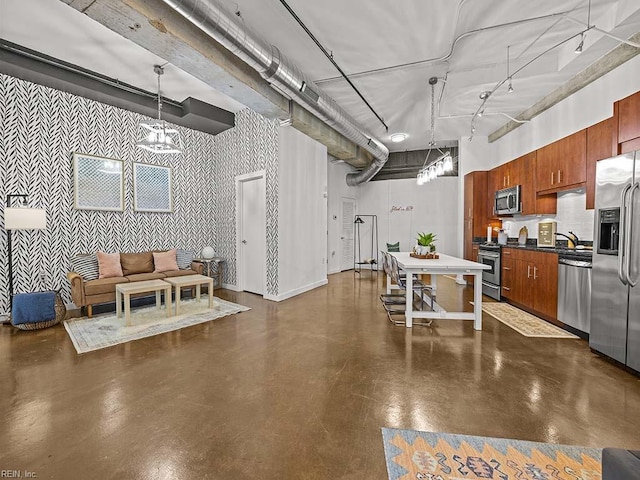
(473, 239, 592, 260)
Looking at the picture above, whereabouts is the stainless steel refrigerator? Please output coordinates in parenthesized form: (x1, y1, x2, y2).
(590, 151, 640, 371)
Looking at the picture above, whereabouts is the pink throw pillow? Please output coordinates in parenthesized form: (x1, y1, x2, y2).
(153, 250, 179, 273)
(97, 251, 123, 279)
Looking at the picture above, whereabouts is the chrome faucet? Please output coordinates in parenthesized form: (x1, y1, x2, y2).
(555, 231, 579, 249)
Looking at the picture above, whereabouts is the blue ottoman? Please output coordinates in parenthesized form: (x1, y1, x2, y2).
(11, 291, 66, 330)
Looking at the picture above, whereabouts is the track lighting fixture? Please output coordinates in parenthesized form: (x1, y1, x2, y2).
(575, 33, 585, 54)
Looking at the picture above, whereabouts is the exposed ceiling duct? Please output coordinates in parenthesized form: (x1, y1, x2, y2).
(160, 0, 389, 186)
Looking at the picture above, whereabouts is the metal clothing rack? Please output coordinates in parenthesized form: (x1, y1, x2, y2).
(353, 214, 378, 276)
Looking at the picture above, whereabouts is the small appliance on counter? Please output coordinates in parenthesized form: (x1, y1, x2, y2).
(498, 230, 508, 245)
(538, 221, 557, 247)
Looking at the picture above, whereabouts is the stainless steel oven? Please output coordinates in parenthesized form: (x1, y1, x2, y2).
(478, 244, 501, 300)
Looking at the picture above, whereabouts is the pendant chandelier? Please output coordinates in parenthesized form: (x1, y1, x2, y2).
(417, 77, 453, 185)
(136, 65, 183, 154)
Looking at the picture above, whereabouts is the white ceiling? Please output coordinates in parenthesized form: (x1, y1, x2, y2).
(2, 0, 640, 153)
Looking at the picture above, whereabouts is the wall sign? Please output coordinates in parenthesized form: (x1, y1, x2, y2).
(390, 205, 414, 212)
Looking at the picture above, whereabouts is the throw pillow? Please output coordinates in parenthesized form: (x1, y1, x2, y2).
(153, 249, 179, 273)
(70, 254, 99, 281)
(176, 249, 195, 270)
(387, 242, 400, 252)
(97, 251, 124, 279)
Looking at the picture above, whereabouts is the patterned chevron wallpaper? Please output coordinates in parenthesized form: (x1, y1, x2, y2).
(0, 73, 226, 312)
(212, 109, 280, 296)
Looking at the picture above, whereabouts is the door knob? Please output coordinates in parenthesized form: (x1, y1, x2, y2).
(242, 240, 247, 244)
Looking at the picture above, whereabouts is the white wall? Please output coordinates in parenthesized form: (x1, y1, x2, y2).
(356, 177, 459, 258)
(459, 55, 640, 244)
(275, 126, 328, 300)
(327, 160, 358, 274)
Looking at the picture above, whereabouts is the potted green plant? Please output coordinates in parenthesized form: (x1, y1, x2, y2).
(416, 232, 437, 255)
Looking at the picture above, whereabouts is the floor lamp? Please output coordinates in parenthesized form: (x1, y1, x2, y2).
(4, 194, 47, 308)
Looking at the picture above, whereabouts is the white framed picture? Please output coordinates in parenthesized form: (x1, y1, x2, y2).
(133, 162, 173, 213)
(73, 152, 124, 211)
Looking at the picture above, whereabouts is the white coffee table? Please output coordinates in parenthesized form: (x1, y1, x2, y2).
(163, 274, 215, 316)
(115, 279, 172, 326)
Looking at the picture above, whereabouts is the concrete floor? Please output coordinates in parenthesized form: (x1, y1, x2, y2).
(1, 272, 639, 479)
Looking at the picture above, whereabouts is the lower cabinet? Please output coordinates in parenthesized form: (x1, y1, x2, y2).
(501, 248, 558, 320)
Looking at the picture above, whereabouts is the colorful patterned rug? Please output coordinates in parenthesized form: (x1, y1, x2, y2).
(382, 428, 601, 480)
(64, 297, 250, 354)
(472, 302, 579, 338)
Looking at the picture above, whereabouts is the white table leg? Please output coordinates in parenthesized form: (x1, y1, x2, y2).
(156, 290, 161, 310)
(196, 283, 201, 303)
(208, 280, 213, 309)
(386, 273, 392, 295)
(166, 286, 172, 318)
(474, 271, 483, 330)
(405, 270, 413, 328)
(116, 289, 122, 319)
(175, 285, 181, 316)
(124, 293, 131, 326)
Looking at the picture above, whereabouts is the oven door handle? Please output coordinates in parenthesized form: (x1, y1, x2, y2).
(478, 252, 500, 259)
(482, 281, 500, 290)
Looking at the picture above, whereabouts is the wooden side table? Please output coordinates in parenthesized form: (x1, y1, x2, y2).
(193, 257, 225, 289)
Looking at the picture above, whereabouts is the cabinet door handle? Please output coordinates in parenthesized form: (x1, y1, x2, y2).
(503, 286, 510, 291)
(507, 175, 510, 186)
(558, 170, 562, 183)
(503, 267, 511, 271)
(551, 171, 554, 184)
(503, 251, 510, 255)
(534, 266, 538, 279)
(527, 265, 531, 278)
(468, 207, 471, 217)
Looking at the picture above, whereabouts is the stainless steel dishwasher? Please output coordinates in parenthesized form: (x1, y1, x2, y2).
(557, 257, 592, 334)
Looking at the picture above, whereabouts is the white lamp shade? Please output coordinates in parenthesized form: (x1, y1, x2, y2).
(4, 208, 47, 230)
(201, 246, 215, 259)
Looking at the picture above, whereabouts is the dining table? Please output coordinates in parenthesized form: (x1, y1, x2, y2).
(387, 252, 490, 329)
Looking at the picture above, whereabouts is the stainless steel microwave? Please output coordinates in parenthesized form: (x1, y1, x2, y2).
(495, 185, 521, 215)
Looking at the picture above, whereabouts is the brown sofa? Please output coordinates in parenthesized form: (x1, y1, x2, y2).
(67, 251, 204, 317)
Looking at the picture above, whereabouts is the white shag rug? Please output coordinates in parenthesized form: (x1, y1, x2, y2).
(64, 297, 250, 354)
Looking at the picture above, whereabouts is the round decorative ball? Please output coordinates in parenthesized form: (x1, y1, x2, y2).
(201, 247, 215, 259)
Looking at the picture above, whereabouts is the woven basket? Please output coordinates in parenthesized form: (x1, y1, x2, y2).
(12, 292, 66, 331)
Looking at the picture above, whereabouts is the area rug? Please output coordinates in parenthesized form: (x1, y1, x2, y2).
(64, 297, 250, 354)
(382, 428, 601, 480)
(472, 302, 578, 338)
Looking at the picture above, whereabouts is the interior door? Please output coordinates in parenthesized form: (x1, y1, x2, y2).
(340, 198, 355, 271)
(241, 176, 265, 295)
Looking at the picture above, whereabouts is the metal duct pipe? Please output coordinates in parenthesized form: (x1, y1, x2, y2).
(161, 0, 389, 185)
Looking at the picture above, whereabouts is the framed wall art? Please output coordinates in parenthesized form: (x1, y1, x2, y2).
(73, 152, 124, 211)
(133, 162, 173, 213)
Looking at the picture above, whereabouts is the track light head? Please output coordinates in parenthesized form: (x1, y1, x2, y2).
(575, 33, 585, 54)
(508, 79, 514, 94)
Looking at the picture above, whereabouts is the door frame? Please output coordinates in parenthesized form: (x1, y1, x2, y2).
(235, 170, 267, 294)
(340, 196, 356, 271)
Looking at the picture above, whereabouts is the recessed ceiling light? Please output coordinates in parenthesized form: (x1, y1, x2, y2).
(390, 133, 408, 143)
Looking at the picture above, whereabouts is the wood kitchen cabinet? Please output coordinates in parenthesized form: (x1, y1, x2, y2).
(518, 151, 556, 216)
(617, 90, 640, 146)
(536, 130, 587, 194)
(501, 248, 558, 321)
(464, 171, 489, 263)
(586, 117, 615, 210)
(501, 253, 515, 300)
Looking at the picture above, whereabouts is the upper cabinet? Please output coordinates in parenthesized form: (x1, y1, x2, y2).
(536, 130, 587, 193)
(616, 91, 640, 154)
(586, 117, 615, 210)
